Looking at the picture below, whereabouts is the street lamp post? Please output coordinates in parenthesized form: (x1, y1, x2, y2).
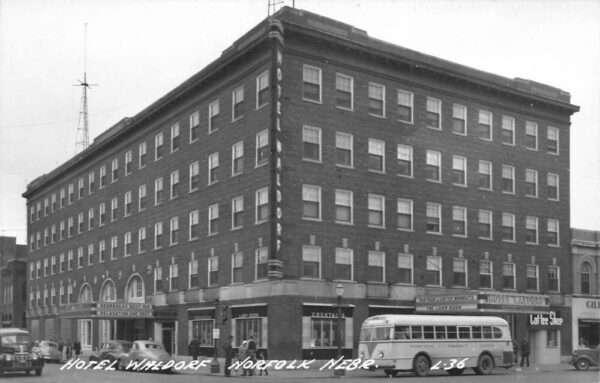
(334, 283, 345, 377)
(210, 300, 220, 374)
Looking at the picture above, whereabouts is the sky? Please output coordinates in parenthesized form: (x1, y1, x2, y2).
(0, 0, 599, 244)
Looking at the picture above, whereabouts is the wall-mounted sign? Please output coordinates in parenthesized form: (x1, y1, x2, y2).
(529, 311, 563, 328)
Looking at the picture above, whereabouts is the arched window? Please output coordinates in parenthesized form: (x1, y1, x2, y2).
(101, 280, 116, 302)
(79, 284, 93, 303)
(581, 262, 591, 294)
(126, 275, 144, 303)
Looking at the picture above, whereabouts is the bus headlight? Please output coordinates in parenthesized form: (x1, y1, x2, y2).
(5, 355, 13, 361)
(379, 351, 384, 358)
(360, 352, 364, 359)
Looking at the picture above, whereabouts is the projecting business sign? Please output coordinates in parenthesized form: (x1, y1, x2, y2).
(415, 294, 479, 313)
(416, 292, 550, 313)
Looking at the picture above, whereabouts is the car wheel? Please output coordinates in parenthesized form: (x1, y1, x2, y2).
(413, 354, 430, 377)
(474, 354, 494, 375)
(575, 359, 590, 371)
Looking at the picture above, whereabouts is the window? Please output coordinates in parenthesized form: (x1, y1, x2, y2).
(452, 206, 467, 237)
(189, 258, 199, 288)
(426, 202, 441, 234)
(232, 141, 244, 176)
(368, 82, 385, 116)
(154, 266, 163, 292)
(87, 172, 96, 195)
(139, 141, 147, 168)
(255, 247, 268, 280)
(208, 204, 219, 235)
(155, 132, 164, 161)
(154, 221, 163, 249)
(170, 170, 179, 199)
(476, 160, 492, 190)
(397, 145, 413, 177)
(480, 260, 493, 289)
(232, 86, 244, 121)
(87, 244, 93, 265)
(189, 210, 199, 240)
(302, 246, 321, 279)
(209, 99, 220, 133)
(452, 156, 467, 186)
(425, 150, 441, 182)
(453, 258, 467, 287)
(189, 110, 200, 142)
(51, 193, 57, 211)
(138, 227, 147, 253)
(59, 221, 65, 240)
(335, 189, 353, 224)
(51, 224, 57, 242)
(526, 216, 539, 244)
(189, 161, 200, 192)
(125, 150, 132, 175)
(426, 256, 442, 286)
(35, 201, 41, 219)
(78, 178, 84, 199)
(368, 251, 385, 282)
(397, 198, 413, 231)
(335, 132, 353, 167)
(426, 97, 441, 129)
(368, 139, 385, 172)
(60, 187, 66, 206)
(335, 73, 353, 110)
(478, 210, 492, 239)
(67, 217, 74, 237)
(124, 232, 132, 256)
(60, 253, 65, 272)
(502, 165, 515, 193)
(527, 264, 539, 291)
(397, 253, 413, 284)
(302, 126, 321, 162)
(302, 65, 321, 102)
(547, 219, 559, 246)
(368, 194, 385, 228)
(256, 130, 269, 166)
(231, 252, 243, 283)
(169, 216, 179, 245)
(397, 89, 413, 123)
(502, 213, 515, 242)
(335, 248, 353, 281)
(547, 126, 559, 154)
(525, 121, 538, 150)
(302, 185, 321, 220)
(110, 158, 118, 182)
(208, 152, 219, 184)
(170, 123, 180, 152)
(78, 213, 84, 233)
(43, 228, 49, 245)
(256, 71, 269, 108)
(452, 104, 467, 135)
(548, 266, 560, 292)
(231, 196, 244, 229)
(526, 169, 538, 197)
(547, 329, 559, 347)
(501, 116, 515, 145)
(547, 173, 559, 200)
(581, 263, 591, 294)
(478, 110, 492, 141)
(110, 236, 118, 259)
(68, 184, 74, 204)
(111, 197, 118, 221)
(169, 264, 179, 291)
(138, 184, 147, 211)
(255, 187, 269, 223)
(154, 177, 164, 205)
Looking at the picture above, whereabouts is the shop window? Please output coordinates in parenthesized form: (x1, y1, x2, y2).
(235, 318, 262, 347)
(547, 329, 558, 347)
(311, 318, 344, 347)
(191, 319, 214, 347)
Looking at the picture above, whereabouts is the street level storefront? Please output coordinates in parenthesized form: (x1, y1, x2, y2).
(188, 307, 216, 357)
(571, 297, 600, 350)
(231, 304, 268, 355)
(301, 304, 353, 359)
(416, 291, 569, 364)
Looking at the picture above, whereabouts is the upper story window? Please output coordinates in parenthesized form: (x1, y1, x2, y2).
(335, 189, 353, 224)
(125, 150, 133, 175)
(189, 110, 200, 143)
(208, 152, 219, 185)
(139, 141, 147, 168)
(426, 202, 441, 234)
(335, 132, 353, 168)
(256, 71, 270, 109)
(478, 110, 492, 140)
(335, 73, 353, 110)
(426, 255, 442, 286)
(452, 156, 467, 186)
(256, 130, 269, 167)
(368, 251, 385, 283)
(302, 126, 321, 162)
(231, 196, 244, 230)
(547, 173, 559, 200)
(526, 169, 538, 197)
(209, 99, 220, 133)
(368, 194, 385, 228)
(453, 206, 467, 237)
(397, 198, 413, 231)
(425, 150, 441, 182)
(232, 141, 244, 176)
(501, 165, 515, 194)
(452, 104, 467, 135)
(526, 264, 539, 291)
(502, 213, 515, 242)
(51, 193, 57, 212)
(547, 219, 560, 246)
(478, 160, 492, 190)
(208, 204, 219, 235)
(78, 178, 84, 199)
(171, 123, 180, 152)
(189, 161, 200, 192)
(426, 97, 441, 130)
(111, 158, 119, 182)
(548, 266, 560, 292)
(154, 177, 164, 205)
(547, 126, 559, 154)
(397, 145, 413, 177)
(335, 248, 353, 281)
(302, 185, 321, 220)
(501, 116, 515, 145)
(255, 187, 269, 224)
(170, 170, 179, 199)
(302, 65, 321, 103)
(478, 210, 493, 239)
(232, 86, 244, 121)
(155, 132, 164, 161)
(189, 210, 199, 240)
(526, 216, 539, 244)
(525, 121, 538, 150)
(368, 82, 385, 117)
(68, 184, 74, 204)
(480, 260, 493, 289)
(302, 245, 321, 279)
(368, 139, 385, 172)
(397, 89, 413, 123)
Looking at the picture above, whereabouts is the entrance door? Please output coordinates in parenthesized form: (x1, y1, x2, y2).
(162, 323, 174, 355)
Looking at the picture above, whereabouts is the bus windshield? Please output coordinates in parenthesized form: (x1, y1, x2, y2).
(1, 334, 31, 346)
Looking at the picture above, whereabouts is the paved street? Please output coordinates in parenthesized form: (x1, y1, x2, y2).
(0, 360, 597, 383)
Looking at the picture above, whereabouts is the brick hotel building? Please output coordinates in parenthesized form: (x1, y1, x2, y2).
(23, 7, 579, 362)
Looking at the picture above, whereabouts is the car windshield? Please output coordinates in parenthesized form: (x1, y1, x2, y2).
(1, 334, 31, 346)
(144, 343, 164, 350)
(120, 343, 132, 352)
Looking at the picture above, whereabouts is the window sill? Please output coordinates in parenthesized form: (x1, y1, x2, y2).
(397, 173, 413, 179)
(368, 113, 386, 119)
(208, 128, 220, 135)
(255, 162, 269, 169)
(452, 131, 467, 136)
(302, 158, 322, 164)
(453, 183, 468, 188)
(189, 138, 199, 144)
(171, 148, 180, 154)
(256, 103, 269, 111)
(426, 231, 442, 236)
(501, 142, 515, 147)
(502, 239, 516, 243)
(335, 164, 354, 170)
(397, 228, 414, 232)
(302, 217, 322, 222)
(368, 169, 386, 174)
(548, 198, 559, 202)
(230, 227, 243, 232)
(525, 146, 538, 152)
(188, 237, 199, 242)
(232, 116, 244, 123)
(300, 277, 322, 281)
(478, 187, 493, 192)
(335, 106, 354, 112)
(502, 190, 515, 195)
(302, 98, 322, 105)
(335, 221, 354, 226)
(255, 220, 268, 226)
(397, 118, 413, 125)
(525, 195, 538, 199)
(207, 233, 219, 237)
(478, 237, 494, 241)
(426, 126, 441, 131)
(547, 244, 560, 248)
(207, 181, 219, 187)
(231, 171, 243, 178)
(367, 225, 386, 229)
(453, 234, 468, 238)
(189, 188, 199, 194)
(426, 179, 442, 184)
(525, 242, 539, 246)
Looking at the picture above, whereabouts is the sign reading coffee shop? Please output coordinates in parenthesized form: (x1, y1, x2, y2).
(529, 311, 563, 329)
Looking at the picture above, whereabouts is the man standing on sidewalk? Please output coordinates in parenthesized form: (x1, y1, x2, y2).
(519, 337, 530, 367)
(224, 335, 235, 377)
(189, 335, 201, 360)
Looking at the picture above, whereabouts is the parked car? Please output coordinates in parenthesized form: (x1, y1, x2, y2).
(88, 340, 132, 366)
(570, 345, 600, 370)
(32, 341, 62, 363)
(0, 328, 44, 376)
(119, 340, 170, 372)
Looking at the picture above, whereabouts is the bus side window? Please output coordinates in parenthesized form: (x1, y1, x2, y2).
(472, 326, 482, 339)
(411, 325, 423, 339)
(458, 326, 471, 339)
(492, 327, 503, 339)
(447, 326, 457, 339)
(435, 326, 446, 339)
(394, 326, 410, 340)
(423, 326, 434, 339)
(482, 326, 493, 339)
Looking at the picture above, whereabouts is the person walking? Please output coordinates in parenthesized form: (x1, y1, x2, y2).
(189, 335, 201, 360)
(73, 339, 81, 357)
(58, 338, 64, 361)
(65, 339, 73, 360)
(512, 339, 519, 364)
(239, 340, 249, 376)
(247, 336, 257, 376)
(519, 337, 530, 367)
(258, 350, 268, 376)
(224, 335, 235, 377)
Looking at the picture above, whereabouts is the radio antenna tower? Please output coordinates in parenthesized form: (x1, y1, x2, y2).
(74, 22, 97, 154)
(268, 0, 293, 16)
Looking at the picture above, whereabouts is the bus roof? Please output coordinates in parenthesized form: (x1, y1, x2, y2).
(0, 328, 29, 335)
(362, 315, 509, 327)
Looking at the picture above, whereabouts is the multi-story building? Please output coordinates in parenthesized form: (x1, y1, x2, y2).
(23, 7, 578, 361)
(0, 236, 27, 328)
(571, 229, 599, 351)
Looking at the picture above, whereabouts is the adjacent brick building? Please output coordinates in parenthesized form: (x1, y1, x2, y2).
(0, 236, 27, 329)
(23, 7, 578, 361)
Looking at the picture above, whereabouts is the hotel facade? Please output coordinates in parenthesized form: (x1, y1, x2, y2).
(23, 7, 578, 362)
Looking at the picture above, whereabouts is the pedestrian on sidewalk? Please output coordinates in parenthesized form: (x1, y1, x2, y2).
(519, 337, 530, 367)
(58, 338, 64, 361)
(65, 339, 73, 360)
(258, 350, 268, 376)
(239, 340, 249, 376)
(189, 335, 201, 360)
(74, 339, 81, 357)
(512, 339, 519, 364)
(224, 335, 235, 377)
(247, 336, 257, 376)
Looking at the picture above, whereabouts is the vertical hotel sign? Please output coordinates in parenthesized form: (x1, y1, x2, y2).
(268, 17, 284, 279)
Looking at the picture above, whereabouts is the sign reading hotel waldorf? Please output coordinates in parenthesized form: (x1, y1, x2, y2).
(96, 302, 153, 318)
(481, 292, 549, 308)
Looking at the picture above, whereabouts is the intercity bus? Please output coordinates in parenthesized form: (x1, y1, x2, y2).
(358, 315, 514, 377)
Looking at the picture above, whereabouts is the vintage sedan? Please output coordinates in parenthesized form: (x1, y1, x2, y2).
(32, 341, 62, 363)
(119, 340, 170, 372)
(571, 345, 600, 370)
(0, 328, 44, 376)
(88, 340, 132, 365)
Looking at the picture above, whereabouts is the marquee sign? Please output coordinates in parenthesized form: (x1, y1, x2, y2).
(416, 292, 550, 314)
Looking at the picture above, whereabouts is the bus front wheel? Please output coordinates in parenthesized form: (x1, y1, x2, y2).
(474, 354, 494, 375)
(413, 354, 430, 377)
